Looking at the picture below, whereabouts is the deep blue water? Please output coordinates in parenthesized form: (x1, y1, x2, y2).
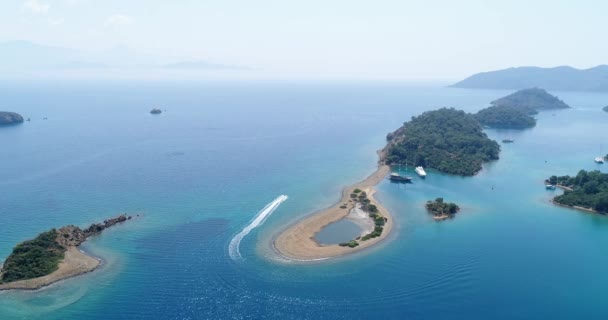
(1, 81, 608, 319)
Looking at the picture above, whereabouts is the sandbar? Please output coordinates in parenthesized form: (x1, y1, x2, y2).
(273, 164, 393, 261)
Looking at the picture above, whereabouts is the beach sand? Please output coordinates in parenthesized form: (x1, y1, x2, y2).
(273, 164, 393, 261)
(0, 247, 100, 291)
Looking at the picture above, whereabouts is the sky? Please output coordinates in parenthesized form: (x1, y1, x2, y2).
(1, 0, 608, 81)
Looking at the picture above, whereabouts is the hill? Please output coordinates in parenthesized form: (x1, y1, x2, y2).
(491, 88, 570, 112)
(451, 65, 608, 91)
(384, 108, 500, 176)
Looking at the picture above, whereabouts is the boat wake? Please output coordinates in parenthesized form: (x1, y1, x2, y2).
(229, 195, 288, 260)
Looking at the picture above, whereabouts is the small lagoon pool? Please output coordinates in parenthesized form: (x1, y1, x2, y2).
(314, 219, 362, 245)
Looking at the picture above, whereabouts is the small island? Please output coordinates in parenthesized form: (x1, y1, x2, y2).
(150, 108, 162, 114)
(425, 198, 460, 221)
(603, 106, 608, 113)
(0, 214, 131, 290)
(475, 105, 536, 129)
(384, 108, 500, 176)
(491, 88, 570, 113)
(0, 111, 24, 126)
(546, 170, 608, 214)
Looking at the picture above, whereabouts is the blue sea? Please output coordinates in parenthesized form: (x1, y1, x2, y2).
(1, 81, 608, 319)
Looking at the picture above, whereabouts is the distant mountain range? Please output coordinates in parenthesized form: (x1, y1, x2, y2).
(0, 40, 245, 72)
(452, 65, 608, 91)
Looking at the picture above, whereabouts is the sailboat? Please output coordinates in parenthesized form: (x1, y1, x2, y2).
(595, 145, 604, 164)
(390, 161, 412, 183)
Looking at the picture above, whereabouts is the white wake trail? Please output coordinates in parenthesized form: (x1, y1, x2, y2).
(229, 195, 288, 260)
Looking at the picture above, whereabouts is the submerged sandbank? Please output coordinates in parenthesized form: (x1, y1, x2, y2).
(273, 164, 393, 261)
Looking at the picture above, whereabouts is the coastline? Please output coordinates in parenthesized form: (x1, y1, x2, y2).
(0, 246, 101, 291)
(550, 184, 605, 215)
(273, 163, 393, 261)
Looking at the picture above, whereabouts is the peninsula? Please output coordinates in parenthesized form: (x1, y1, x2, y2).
(274, 163, 392, 261)
(546, 170, 608, 214)
(0, 214, 131, 290)
(0, 111, 24, 126)
(274, 108, 501, 261)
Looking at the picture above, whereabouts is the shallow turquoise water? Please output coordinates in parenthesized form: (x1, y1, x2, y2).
(1, 82, 607, 319)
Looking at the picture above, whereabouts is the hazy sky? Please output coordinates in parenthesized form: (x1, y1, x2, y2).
(2, 0, 608, 80)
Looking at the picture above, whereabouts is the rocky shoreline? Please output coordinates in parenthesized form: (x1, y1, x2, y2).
(0, 214, 132, 291)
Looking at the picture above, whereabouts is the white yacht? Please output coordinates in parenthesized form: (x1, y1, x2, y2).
(415, 166, 427, 177)
(595, 157, 604, 164)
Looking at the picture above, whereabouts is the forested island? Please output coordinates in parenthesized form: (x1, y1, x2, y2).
(547, 170, 608, 214)
(474, 105, 536, 129)
(0, 214, 131, 289)
(0, 111, 24, 126)
(425, 198, 460, 221)
(472, 88, 569, 129)
(384, 108, 500, 176)
(491, 88, 570, 112)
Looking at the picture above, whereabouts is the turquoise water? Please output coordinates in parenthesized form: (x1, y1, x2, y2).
(1, 82, 608, 319)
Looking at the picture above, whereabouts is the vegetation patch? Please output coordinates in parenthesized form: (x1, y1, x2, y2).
(0, 229, 66, 283)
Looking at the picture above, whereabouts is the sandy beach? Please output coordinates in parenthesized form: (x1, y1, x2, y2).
(273, 164, 393, 261)
(0, 247, 101, 291)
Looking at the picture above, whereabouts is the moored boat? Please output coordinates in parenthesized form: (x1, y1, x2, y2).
(545, 184, 557, 190)
(389, 172, 412, 183)
(415, 166, 427, 177)
(595, 157, 604, 164)
(502, 139, 514, 143)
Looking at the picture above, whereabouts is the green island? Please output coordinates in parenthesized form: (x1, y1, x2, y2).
(603, 106, 608, 112)
(338, 188, 387, 248)
(474, 104, 537, 129)
(0, 230, 66, 283)
(547, 170, 608, 214)
(384, 108, 500, 176)
(491, 88, 570, 113)
(425, 198, 460, 220)
(474, 88, 571, 130)
(0, 111, 24, 126)
(0, 214, 131, 287)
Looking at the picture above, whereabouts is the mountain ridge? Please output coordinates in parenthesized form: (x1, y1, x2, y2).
(452, 65, 608, 91)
